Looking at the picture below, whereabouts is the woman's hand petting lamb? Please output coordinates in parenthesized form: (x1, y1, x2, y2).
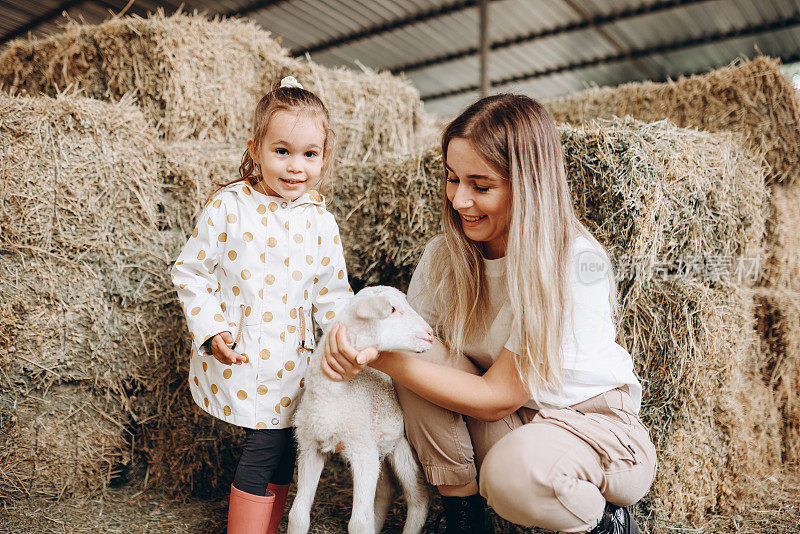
(321, 322, 378, 380)
(322, 324, 531, 422)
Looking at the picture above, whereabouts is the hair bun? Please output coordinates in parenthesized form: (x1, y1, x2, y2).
(279, 76, 304, 89)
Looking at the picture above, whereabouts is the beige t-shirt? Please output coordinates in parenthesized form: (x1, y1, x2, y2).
(406, 235, 643, 412)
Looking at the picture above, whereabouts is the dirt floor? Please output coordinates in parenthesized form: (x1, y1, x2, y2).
(2, 460, 799, 533)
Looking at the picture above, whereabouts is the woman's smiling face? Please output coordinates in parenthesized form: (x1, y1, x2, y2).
(445, 137, 512, 259)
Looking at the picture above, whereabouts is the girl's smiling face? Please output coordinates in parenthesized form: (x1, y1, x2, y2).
(249, 110, 326, 201)
(445, 137, 512, 259)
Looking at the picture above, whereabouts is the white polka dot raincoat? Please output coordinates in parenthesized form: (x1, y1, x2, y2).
(171, 181, 352, 429)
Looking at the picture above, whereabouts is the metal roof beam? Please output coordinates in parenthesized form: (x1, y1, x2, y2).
(561, 0, 658, 80)
(290, 0, 492, 57)
(0, 0, 85, 44)
(224, 0, 291, 18)
(392, 0, 711, 74)
(0, 0, 186, 47)
(0, 1, 40, 17)
(422, 14, 800, 101)
(92, 0, 156, 19)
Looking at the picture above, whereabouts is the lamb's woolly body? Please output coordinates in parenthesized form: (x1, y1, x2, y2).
(298, 360, 404, 456)
(289, 286, 431, 534)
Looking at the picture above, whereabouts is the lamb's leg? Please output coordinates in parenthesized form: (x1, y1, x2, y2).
(287, 446, 327, 534)
(343, 445, 381, 534)
(387, 438, 429, 534)
(373, 464, 394, 533)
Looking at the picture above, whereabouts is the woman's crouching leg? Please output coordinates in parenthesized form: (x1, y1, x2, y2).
(479, 422, 608, 533)
(395, 339, 482, 487)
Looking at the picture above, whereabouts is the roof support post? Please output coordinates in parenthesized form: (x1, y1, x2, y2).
(479, 0, 490, 97)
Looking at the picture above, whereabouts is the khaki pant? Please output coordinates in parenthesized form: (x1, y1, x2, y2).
(395, 342, 657, 533)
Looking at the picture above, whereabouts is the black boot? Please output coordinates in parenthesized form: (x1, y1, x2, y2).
(434, 493, 490, 533)
(588, 502, 640, 534)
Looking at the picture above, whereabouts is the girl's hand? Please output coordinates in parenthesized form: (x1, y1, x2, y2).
(321, 323, 379, 381)
(210, 332, 245, 365)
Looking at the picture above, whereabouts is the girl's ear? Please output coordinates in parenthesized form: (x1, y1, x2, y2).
(246, 138, 258, 164)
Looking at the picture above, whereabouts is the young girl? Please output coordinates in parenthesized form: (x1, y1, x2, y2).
(172, 76, 352, 534)
(323, 94, 656, 534)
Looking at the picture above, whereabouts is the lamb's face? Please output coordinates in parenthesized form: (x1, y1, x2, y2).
(348, 286, 433, 353)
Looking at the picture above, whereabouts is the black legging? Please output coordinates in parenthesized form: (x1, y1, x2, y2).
(232, 427, 296, 495)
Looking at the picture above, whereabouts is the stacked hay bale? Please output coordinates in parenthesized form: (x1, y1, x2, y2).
(0, 93, 178, 497)
(328, 146, 443, 290)
(562, 121, 781, 523)
(545, 57, 799, 185)
(0, 11, 432, 164)
(756, 184, 800, 462)
(0, 12, 291, 143)
(0, 11, 437, 498)
(159, 142, 243, 237)
(0, 96, 246, 501)
(545, 57, 800, 465)
(0, 385, 133, 499)
(328, 118, 780, 524)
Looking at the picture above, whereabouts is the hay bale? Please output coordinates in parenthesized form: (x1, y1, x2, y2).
(302, 63, 435, 165)
(0, 250, 190, 498)
(0, 11, 431, 163)
(545, 57, 800, 186)
(328, 146, 442, 290)
(136, 377, 245, 498)
(330, 118, 767, 291)
(0, 92, 193, 498)
(158, 141, 243, 236)
(545, 60, 800, 453)
(0, 384, 133, 499)
(756, 181, 800, 463)
(561, 119, 766, 284)
(755, 287, 800, 463)
(0, 12, 294, 143)
(0, 93, 177, 389)
(763, 183, 800, 288)
(624, 281, 781, 523)
(0, 254, 162, 389)
(0, 100, 237, 499)
(0, 93, 162, 263)
(543, 57, 800, 452)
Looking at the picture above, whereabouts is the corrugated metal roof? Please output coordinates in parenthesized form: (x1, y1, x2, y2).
(2, 0, 798, 118)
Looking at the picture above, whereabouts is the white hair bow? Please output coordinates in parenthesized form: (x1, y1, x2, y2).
(280, 76, 303, 89)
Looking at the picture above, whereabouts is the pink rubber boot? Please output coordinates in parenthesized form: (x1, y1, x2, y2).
(227, 484, 275, 534)
(266, 483, 290, 534)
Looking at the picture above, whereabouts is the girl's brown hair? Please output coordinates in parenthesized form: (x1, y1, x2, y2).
(207, 79, 336, 202)
(427, 93, 615, 395)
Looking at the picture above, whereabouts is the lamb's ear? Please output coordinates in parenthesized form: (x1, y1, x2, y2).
(354, 296, 393, 320)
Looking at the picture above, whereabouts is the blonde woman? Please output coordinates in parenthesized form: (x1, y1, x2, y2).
(323, 94, 656, 534)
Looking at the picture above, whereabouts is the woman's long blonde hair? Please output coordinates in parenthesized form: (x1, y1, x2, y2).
(428, 93, 610, 394)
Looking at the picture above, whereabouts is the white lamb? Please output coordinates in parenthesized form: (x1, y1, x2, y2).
(288, 286, 433, 534)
